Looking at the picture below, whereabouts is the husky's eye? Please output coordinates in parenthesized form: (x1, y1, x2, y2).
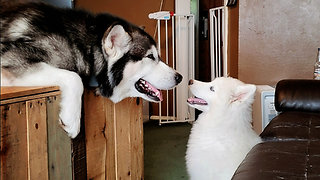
(210, 86, 215, 92)
(146, 54, 155, 60)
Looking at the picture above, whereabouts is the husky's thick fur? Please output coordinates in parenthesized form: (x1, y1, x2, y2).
(186, 77, 261, 180)
(0, 2, 182, 138)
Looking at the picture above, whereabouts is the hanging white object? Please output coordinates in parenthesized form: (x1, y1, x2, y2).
(148, 11, 173, 20)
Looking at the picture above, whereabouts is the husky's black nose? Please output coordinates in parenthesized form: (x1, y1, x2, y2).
(175, 73, 183, 84)
(188, 79, 194, 85)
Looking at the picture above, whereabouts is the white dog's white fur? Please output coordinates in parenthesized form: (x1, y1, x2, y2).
(186, 77, 261, 180)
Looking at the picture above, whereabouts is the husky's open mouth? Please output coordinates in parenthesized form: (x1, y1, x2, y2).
(187, 97, 208, 105)
(135, 79, 163, 101)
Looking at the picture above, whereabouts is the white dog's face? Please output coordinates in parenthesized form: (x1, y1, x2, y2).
(187, 77, 256, 112)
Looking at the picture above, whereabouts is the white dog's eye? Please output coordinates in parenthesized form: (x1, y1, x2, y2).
(210, 86, 215, 92)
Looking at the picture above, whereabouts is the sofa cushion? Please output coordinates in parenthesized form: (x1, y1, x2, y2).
(275, 79, 320, 113)
(260, 111, 320, 141)
(232, 140, 320, 180)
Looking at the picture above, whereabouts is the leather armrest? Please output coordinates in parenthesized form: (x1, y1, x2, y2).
(275, 79, 320, 112)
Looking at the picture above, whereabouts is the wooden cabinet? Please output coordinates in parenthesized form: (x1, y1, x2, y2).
(0, 87, 143, 180)
(0, 86, 73, 180)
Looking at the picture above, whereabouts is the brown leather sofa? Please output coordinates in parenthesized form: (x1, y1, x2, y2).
(232, 79, 320, 179)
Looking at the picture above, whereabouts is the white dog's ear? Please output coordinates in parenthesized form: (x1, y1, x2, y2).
(231, 84, 256, 103)
(102, 24, 132, 59)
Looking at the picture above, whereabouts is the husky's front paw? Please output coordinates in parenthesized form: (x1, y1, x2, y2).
(58, 88, 82, 138)
(56, 70, 84, 138)
(59, 104, 81, 138)
(62, 121, 80, 139)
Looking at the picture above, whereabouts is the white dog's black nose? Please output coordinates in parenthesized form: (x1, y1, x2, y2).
(175, 73, 183, 84)
(189, 79, 194, 85)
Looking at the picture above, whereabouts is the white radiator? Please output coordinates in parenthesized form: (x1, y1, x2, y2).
(148, 12, 195, 125)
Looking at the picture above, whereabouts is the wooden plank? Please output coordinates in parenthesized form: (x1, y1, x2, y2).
(105, 98, 117, 180)
(46, 96, 73, 180)
(84, 89, 107, 180)
(115, 98, 144, 180)
(115, 98, 132, 179)
(0, 102, 28, 179)
(1, 86, 60, 100)
(72, 120, 88, 180)
(26, 98, 49, 180)
(129, 98, 144, 180)
(0, 91, 60, 106)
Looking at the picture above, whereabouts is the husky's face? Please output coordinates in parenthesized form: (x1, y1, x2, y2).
(187, 77, 256, 112)
(97, 24, 182, 103)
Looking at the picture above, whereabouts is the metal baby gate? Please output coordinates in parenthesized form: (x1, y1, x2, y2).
(148, 11, 195, 125)
(148, 7, 227, 125)
(210, 6, 227, 80)
(209, 6, 227, 80)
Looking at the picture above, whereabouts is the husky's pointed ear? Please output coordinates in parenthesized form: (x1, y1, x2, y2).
(231, 84, 256, 103)
(139, 25, 146, 30)
(102, 24, 132, 59)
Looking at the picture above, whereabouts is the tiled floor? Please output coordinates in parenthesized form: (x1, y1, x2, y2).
(144, 120, 192, 180)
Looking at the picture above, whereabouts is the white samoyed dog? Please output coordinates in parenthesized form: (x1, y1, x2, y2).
(185, 77, 261, 180)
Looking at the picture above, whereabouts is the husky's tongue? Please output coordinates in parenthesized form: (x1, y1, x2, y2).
(187, 97, 208, 105)
(135, 79, 163, 101)
(145, 80, 163, 101)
